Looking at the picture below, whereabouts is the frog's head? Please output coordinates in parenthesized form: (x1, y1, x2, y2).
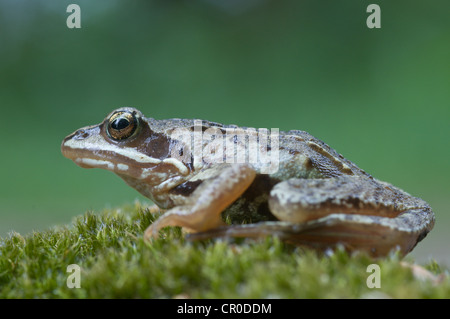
(61, 107, 178, 199)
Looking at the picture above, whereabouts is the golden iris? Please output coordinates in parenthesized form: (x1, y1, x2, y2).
(107, 111, 138, 140)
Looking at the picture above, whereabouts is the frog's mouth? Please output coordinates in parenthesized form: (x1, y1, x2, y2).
(61, 126, 163, 178)
(61, 137, 139, 174)
(61, 142, 116, 170)
(61, 127, 110, 169)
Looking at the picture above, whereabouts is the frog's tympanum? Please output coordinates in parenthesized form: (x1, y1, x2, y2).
(61, 107, 434, 257)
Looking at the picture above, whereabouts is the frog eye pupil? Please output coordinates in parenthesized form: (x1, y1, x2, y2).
(111, 118, 130, 130)
(107, 111, 139, 140)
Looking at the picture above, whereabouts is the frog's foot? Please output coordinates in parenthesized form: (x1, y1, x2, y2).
(143, 205, 227, 240)
(143, 164, 256, 241)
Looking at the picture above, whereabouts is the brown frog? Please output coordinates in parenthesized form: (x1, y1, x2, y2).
(61, 107, 435, 257)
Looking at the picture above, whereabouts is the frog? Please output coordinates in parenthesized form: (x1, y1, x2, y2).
(61, 107, 435, 257)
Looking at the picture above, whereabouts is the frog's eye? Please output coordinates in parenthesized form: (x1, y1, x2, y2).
(107, 111, 139, 140)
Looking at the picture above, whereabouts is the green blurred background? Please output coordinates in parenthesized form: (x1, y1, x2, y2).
(0, 0, 449, 265)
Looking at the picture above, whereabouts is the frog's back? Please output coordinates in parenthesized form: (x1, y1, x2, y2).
(146, 116, 369, 180)
(272, 130, 370, 180)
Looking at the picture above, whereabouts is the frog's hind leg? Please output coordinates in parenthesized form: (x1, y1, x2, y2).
(267, 177, 434, 256)
(269, 177, 409, 223)
(187, 209, 433, 257)
(189, 177, 434, 257)
(143, 164, 256, 241)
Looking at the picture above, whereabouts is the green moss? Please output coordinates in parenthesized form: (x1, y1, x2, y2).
(0, 203, 448, 298)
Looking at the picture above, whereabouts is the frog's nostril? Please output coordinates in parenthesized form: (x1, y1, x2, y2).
(74, 129, 89, 139)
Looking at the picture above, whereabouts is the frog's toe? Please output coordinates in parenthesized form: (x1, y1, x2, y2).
(143, 224, 161, 241)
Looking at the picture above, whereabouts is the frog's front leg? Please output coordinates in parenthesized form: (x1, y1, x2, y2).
(144, 164, 256, 240)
